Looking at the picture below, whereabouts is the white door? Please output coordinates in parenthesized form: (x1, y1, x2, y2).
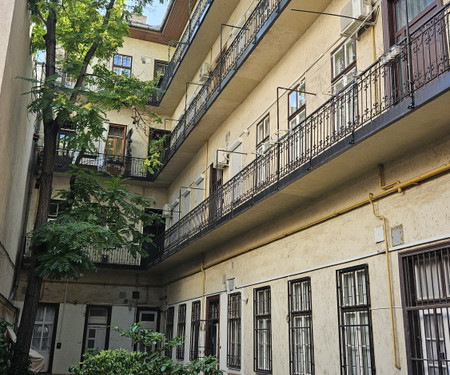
(84, 306, 109, 352)
(137, 310, 158, 352)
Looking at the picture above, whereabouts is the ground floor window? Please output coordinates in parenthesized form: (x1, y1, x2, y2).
(400, 245, 450, 374)
(289, 278, 314, 375)
(31, 304, 58, 373)
(165, 307, 174, 357)
(190, 301, 201, 360)
(337, 265, 375, 375)
(227, 293, 241, 369)
(254, 286, 272, 373)
(176, 304, 186, 359)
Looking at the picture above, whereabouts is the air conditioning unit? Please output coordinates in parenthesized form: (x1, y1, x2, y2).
(340, 0, 372, 38)
(199, 63, 211, 81)
(214, 150, 229, 169)
(162, 204, 171, 218)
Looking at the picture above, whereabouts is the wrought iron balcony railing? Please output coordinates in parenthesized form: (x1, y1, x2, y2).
(157, 0, 284, 170)
(156, 0, 214, 97)
(53, 149, 153, 180)
(153, 3, 450, 263)
(23, 237, 141, 267)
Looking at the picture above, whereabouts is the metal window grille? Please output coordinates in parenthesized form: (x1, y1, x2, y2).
(227, 293, 241, 369)
(254, 286, 272, 373)
(289, 278, 314, 375)
(400, 245, 450, 374)
(337, 265, 375, 375)
(165, 307, 174, 357)
(190, 301, 201, 360)
(176, 304, 186, 359)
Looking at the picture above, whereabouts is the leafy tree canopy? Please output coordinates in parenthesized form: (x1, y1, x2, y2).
(31, 167, 160, 280)
(27, 0, 162, 151)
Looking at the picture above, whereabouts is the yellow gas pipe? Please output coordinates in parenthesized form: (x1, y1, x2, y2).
(368, 193, 401, 370)
(166, 163, 450, 286)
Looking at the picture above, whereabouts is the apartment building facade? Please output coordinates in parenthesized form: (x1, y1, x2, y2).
(0, 0, 35, 324)
(9, 0, 450, 374)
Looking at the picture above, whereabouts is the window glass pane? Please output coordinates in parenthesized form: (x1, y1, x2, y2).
(105, 139, 114, 155)
(289, 92, 297, 115)
(122, 56, 131, 67)
(346, 40, 356, 66)
(333, 49, 344, 77)
(113, 55, 122, 65)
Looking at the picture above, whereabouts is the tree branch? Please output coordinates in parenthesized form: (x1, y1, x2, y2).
(70, 0, 116, 102)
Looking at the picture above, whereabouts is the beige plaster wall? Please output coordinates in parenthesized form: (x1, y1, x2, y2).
(164, 132, 450, 374)
(163, 0, 388, 207)
(0, 0, 34, 321)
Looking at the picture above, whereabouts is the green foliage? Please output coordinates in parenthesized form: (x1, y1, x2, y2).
(31, 167, 161, 280)
(0, 321, 32, 375)
(144, 134, 169, 173)
(69, 324, 223, 375)
(27, 0, 163, 150)
(0, 321, 11, 375)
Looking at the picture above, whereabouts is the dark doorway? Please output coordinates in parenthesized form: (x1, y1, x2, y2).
(205, 295, 220, 358)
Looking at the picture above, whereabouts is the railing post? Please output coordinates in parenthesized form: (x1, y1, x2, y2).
(405, 0, 415, 109)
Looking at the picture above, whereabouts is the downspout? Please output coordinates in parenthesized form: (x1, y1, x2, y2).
(368, 193, 401, 370)
(9, 122, 40, 308)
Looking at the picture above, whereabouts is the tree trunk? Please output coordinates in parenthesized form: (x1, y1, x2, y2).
(9, 3, 59, 373)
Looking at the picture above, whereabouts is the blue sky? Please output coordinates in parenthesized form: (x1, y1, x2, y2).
(142, 0, 170, 27)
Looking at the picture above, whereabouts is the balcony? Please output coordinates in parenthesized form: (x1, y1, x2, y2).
(149, 4, 450, 267)
(23, 237, 142, 268)
(52, 149, 153, 181)
(154, 0, 240, 112)
(152, 0, 333, 184)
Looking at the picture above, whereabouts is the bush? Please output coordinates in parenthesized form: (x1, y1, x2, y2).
(69, 324, 222, 375)
(0, 321, 32, 375)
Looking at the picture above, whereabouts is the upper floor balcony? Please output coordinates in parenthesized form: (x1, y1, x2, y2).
(51, 149, 153, 181)
(23, 237, 143, 268)
(154, 0, 240, 112)
(149, 3, 450, 268)
(152, 0, 335, 184)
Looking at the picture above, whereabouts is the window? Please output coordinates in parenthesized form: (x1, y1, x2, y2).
(254, 286, 272, 373)
(154, 60, 168, 80)
(31, 305, 58, 373)
(182, 190, 190, 218)
(337, 265, 374, 375)
(287, 82, 307, 164)
(400, 245, 450, 374)
(393, 0, 436, 40)
(228, 293, 241, 369)
(288, 81, 307, 130)
(171, 201, 180, 226)
(48, 199, 64, 220)
(205, 296, 220, 357)
(176, 304, 186, 359)
(113, 54, 132, 77)
(332, 39, 356, 81)
(57, 132, 71, 152)
(83, 306, 111, 353)
(332, 40, 357, 135)
(256, 116, 271, 187)
(165, 307, 175, 357)
(289, 278, 314, 375)
(190, 301, 201, 360)
(257, 115, 270, 148)
(105, 124, 126, 158)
